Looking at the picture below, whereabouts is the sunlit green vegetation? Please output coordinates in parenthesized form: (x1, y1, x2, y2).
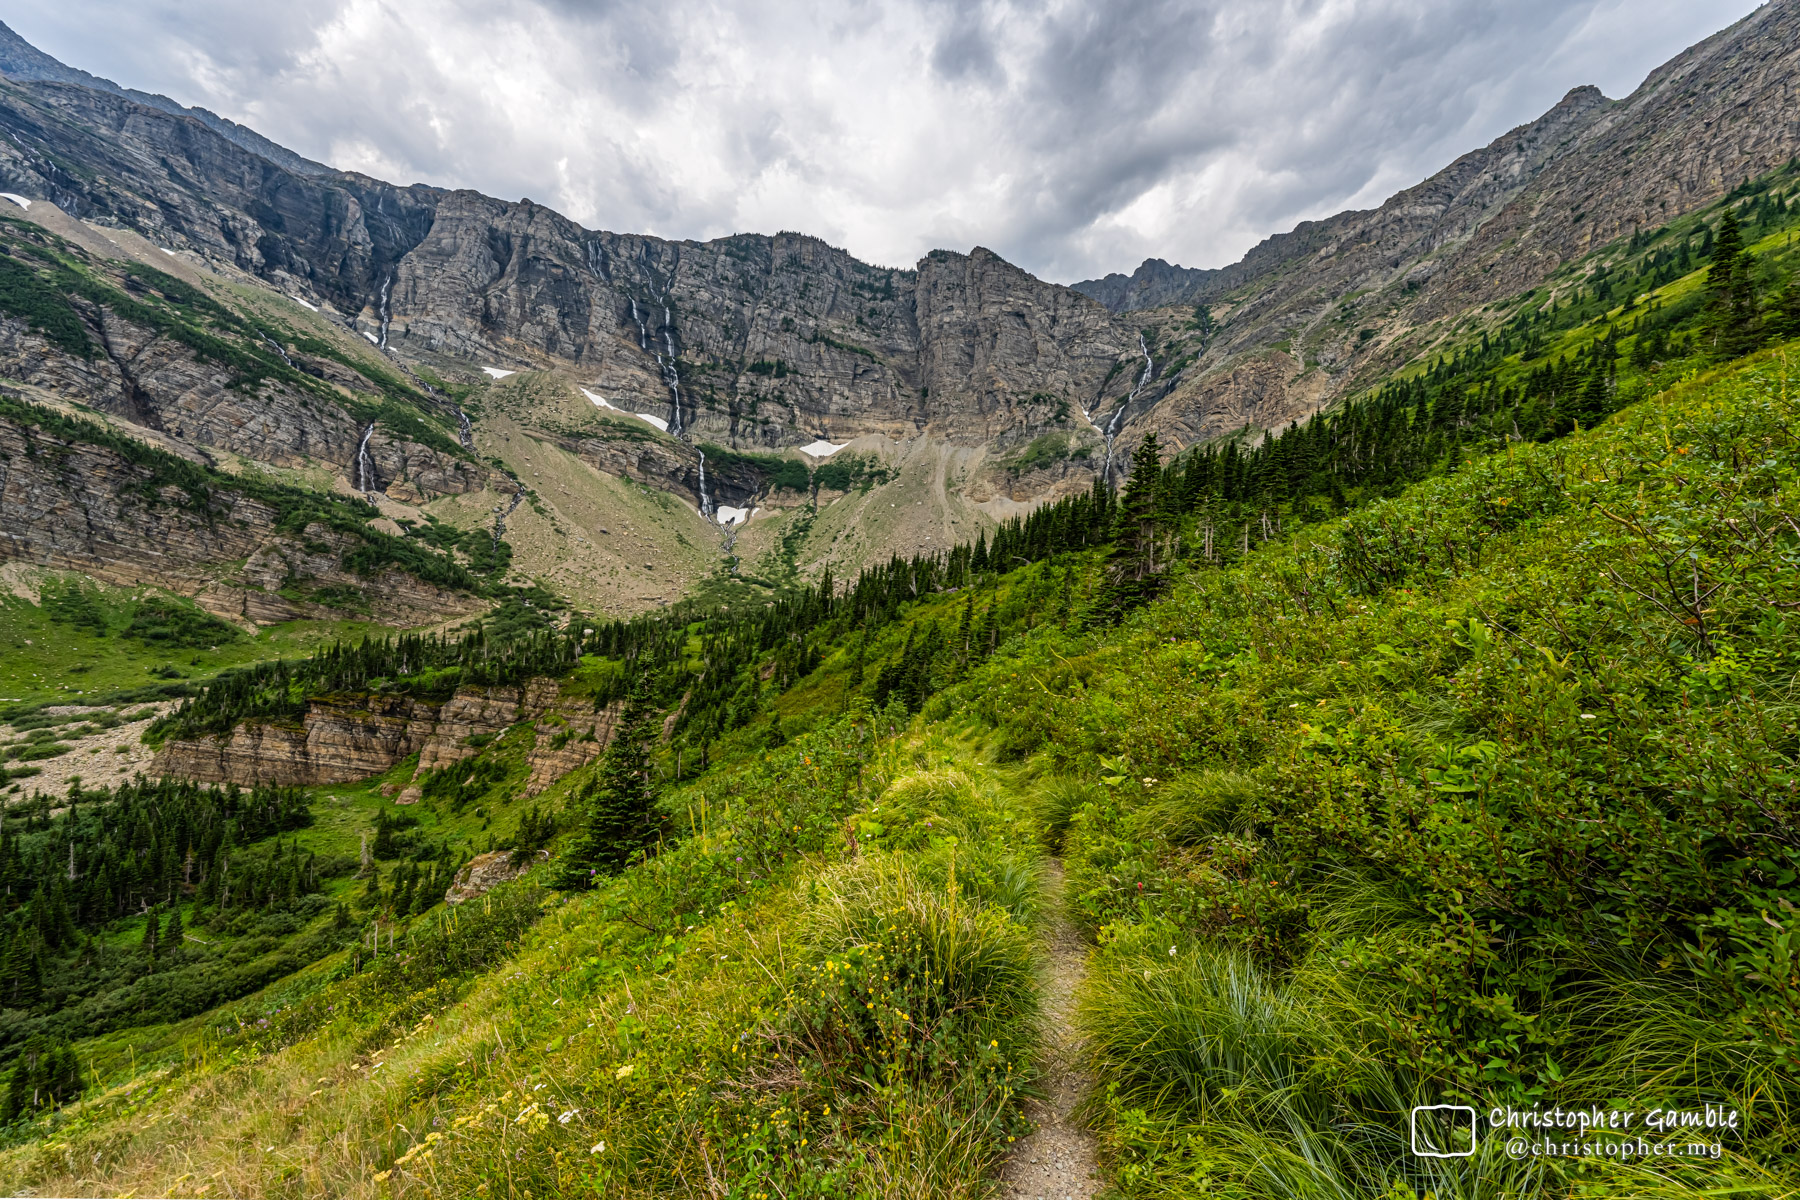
(4, 168, 1800, 1199)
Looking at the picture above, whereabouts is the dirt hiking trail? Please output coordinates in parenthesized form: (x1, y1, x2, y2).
(999, 860, 1102, 1200)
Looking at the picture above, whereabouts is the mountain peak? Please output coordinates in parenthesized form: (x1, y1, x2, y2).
(0, 19, 330, 177)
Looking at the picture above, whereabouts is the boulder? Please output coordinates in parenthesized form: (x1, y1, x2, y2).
(444, 849, 547, 904)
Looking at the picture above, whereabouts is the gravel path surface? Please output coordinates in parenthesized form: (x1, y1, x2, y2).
(999, 860, 1102, 1200)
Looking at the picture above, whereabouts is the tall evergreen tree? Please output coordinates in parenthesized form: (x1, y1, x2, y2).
(556, 677, 661, 884)
(1775, 275, 1800, 342)
(1095, 433, 1170, 622)
(1706, 210, 1759, 358)
(139, 906, 159, 962)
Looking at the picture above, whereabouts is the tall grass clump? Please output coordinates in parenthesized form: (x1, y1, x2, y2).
(785, 851, 1039, 1197)
(1032, 775, 1100, 849)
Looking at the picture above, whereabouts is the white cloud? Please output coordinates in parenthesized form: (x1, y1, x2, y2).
(7, 0, 1762, 282)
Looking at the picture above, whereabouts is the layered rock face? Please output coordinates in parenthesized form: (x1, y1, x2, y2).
(0, 78, 438, 314)
(0, 410, 481, 624)
(1422, 3, 1800, 317)
(0, 309, 481, 497)
(152, 681, 621, 794)
(0, 2, 1793, 535)
(1074, 258, 1221, 314)
(388, 194, 1137, 456)
(152, 695, 434, 786)
(0, 72, 1143, 476)
(1069, 2, 1800, 458)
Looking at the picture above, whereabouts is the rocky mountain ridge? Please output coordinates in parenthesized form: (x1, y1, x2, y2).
(0, 20, 328, 177)
(0, 5, 1796, 611)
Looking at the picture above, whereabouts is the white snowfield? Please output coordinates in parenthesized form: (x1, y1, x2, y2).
(581, 387, 670, 432)
(290, 295, 319, 311)
(0, 193, 31, 210)
(714, 505, 751, 526)
(481, 367, 517, 380)
(800, 439, 847, 457)
(362, 331, 380, 344)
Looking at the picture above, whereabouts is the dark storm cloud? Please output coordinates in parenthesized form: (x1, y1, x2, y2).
(6, 0, 1762, 282)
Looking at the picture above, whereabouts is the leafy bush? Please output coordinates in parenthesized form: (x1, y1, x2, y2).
(124, 596, 241, 648)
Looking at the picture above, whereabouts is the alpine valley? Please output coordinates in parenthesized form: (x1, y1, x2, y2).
(1, 3, 1800, 1197)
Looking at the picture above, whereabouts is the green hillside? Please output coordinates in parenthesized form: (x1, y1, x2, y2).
(3, 178, 1800, 1198)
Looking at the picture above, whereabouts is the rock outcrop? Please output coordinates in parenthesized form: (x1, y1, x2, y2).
(0, 408, 478, 624)
(1073, 258, 1221, 314)
(152, 680, 620, 793)
(444, 850, 544, 904)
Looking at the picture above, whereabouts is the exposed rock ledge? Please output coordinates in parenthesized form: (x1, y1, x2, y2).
(444, 850, 545, 904)
(152, 679, 621, 795)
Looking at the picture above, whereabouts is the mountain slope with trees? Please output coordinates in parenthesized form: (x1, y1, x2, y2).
(2, 163, 1800, 1192)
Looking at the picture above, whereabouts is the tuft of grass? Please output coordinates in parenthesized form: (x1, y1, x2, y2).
(1031, 775, 1100, 849)
(1130, 769, 1261, 846)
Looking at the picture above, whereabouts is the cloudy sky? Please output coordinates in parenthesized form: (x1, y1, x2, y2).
(10, 0, 1761, 283)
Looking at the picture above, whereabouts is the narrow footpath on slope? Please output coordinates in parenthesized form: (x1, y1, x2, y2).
(999, 860, 1102, 1200)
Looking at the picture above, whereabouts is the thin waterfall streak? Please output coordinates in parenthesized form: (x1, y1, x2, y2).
(356, 423, 378, 497)
(1102, 332, 1154, 487)
(697, 450, 715, 520)
(376, 273, 393, 349)
(493, 487, 524, 550)
(260, 332, 294, 369)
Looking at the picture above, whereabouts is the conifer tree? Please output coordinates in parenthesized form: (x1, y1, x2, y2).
(1775, 275, 1800, 342)
(358, 868, 384, 911)
(1096, 433, 1169, 621)
(556, 677, 661, 885)
(140, 906, 159, 962)
(1, 1055, 27, 1121)
(1706, 211, 1759, 358)
(1, 928, 37, 1009)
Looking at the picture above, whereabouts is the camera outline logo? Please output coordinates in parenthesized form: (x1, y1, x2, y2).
(1411, 1104, 1478, 1157)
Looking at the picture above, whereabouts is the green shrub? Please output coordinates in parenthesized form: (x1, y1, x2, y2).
(125, 596, 241, 648)
(1031, 775, 1099, 849)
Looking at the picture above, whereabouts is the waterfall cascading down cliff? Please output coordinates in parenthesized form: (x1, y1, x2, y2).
(376, 272, 393, 350)
(355, 423, 379, 498)
(260, 332, 295, 369)
(697, 449, 715, 520)
(658, 301, 683, 438)
(1101, 333, 1154, 487)
(627, 296, 686, 439)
